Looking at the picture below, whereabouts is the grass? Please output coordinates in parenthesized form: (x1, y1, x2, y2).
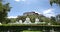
(22, 30, 42, 32)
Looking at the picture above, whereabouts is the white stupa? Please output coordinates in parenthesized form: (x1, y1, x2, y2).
(0, 23, 2, 25)
(48, 23, 51, 25)
(19, 20, 23, 24)
(35, 18, 40, 24)
(23, 17, 31, 24)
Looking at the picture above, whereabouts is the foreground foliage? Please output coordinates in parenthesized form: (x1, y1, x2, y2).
(0, 0, 11, 24)
(50, 0, 60, 6)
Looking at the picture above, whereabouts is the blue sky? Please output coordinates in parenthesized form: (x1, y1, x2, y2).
(7, 0, 60, 18)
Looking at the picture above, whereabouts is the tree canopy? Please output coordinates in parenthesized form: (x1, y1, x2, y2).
(0, 0, 11, 24)
(50, 0, 60, 6)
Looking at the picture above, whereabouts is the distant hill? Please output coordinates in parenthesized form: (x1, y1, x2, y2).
(17, 12, 50, 23)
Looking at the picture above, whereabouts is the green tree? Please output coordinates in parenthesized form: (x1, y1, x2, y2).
(9, 18, 17, 23)
(0, 0, 11, 24)
(50, 16, 56, 21)
(50, 0, 60, 6)
(50, 16, 57, 25)
(56, 14, 60, 22)
(17, 16, 27, 22)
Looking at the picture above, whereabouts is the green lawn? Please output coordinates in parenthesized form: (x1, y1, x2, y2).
(22, 30, 42, 32)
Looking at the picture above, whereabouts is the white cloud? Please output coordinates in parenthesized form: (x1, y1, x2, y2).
(22, 0, 26, 1)
(15, 0, 26, 2)
(15, 0, 20, 2)
(43, 8, 54, 14)
(7, 16, 17, 18)
(42, 8, 55, 17)
(44, 14, 55, 18)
